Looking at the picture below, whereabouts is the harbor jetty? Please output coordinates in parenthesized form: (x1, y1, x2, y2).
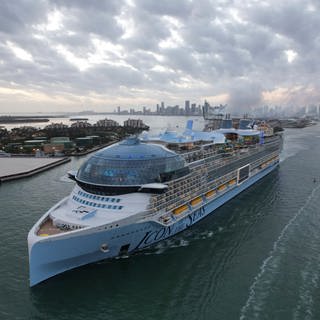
(0, 116, 50, 124)
(0, 156, 70, 183)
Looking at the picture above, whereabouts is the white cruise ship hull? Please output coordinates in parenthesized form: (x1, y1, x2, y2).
(28, 161, 278, 287)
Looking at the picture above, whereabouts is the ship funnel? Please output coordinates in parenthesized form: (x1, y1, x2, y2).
(186, 120, 193, 131)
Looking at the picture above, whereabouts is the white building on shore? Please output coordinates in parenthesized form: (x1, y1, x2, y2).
(123, 119, 146, 128)
(95, 119, 119, 127)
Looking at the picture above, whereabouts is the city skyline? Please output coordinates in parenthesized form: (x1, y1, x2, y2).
(1, 97, 318, 118)
(0, 1, 319, 114)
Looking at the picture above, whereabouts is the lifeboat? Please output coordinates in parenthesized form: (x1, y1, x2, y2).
(205, 190, 216, 198)
(190, 196, 202, 206)
(218, 184, 226, 192)
(228, 179, 236, 186)
(173, 204, 188, 215)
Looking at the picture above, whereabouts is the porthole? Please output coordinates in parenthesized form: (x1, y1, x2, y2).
(100, 243, 109, 253)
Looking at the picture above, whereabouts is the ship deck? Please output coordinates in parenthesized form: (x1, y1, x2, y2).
(37, 218, 66, 236)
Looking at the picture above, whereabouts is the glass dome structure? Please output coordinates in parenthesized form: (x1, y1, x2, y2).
(76, 137, 187, 186)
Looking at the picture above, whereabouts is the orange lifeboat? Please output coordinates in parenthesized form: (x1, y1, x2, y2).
(218, 184, 226, 192)
(205, 190, 216, 198)
(173, 204, 188, 215)
(190, 196, 202, 206)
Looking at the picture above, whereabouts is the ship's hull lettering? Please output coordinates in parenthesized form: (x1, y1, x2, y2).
(136, 226, 172, 249)
(186, 206, 206, 227)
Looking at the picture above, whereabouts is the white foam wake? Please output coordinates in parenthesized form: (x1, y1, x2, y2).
(292, 259, 320, 320)
(292, 216, 320, 320)
(239, 184, 320, 320)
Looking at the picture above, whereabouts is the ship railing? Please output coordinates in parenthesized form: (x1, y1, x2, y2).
(192, 147, 278, 181)
(205, 171, 237, 191)
(182, 135, 281, 165)
(148, 171, 203, 211)
(201, 138, 280, 164)
(250, 151, 279, 169)
(190, 151, 278, 202)
(147, 152, 275, 213)
(157, 148, 279, 212)
(188, 154, 225, 169)
(148, 169, 238, 213)
(192, 140, 280, 172)
(190, 144, 279, 181)
(147, 141, 281, 213)
(182, 148, 219, 163)
(190, 150, 248, 172)
(264, 135, 280, 143)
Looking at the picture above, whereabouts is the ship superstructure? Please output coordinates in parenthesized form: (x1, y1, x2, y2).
(28, 118, 282, 286)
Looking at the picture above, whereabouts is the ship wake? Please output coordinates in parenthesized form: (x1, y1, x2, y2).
(239, 183, 320, 320)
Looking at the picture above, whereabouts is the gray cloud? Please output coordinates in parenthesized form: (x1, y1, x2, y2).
(0, 0, 319, 113)
(136, 0, 193, 17)
(0, 1, 47, 34)
(227, 79, 263, 114)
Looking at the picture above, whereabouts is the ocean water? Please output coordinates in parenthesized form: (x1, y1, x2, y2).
(1, 120, 320, 320)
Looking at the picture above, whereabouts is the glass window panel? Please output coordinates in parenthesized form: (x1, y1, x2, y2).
(77, 154, 186, 185)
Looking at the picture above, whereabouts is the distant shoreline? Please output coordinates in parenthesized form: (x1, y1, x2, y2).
(0, 113, 204, 118)
(0, 118, 50, 124)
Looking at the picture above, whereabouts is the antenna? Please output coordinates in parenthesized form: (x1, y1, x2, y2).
(203, 101, 228, 130)
(202, 101, 227, 120)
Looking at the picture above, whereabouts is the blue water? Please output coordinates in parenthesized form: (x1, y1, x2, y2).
(1, 121, 320, 320)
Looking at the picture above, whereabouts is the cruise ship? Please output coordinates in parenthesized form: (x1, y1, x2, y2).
(28, 117, 282, 286)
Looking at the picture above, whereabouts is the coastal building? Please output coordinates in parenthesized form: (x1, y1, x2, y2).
(43, 137, 75, 154)
(24, 139, 47, 147)
(123, 119, 146, 128)
(50, 137, 72, 145)
(75, 136, 100, 148)
(43, 144, 65, 154)
(70, 121, 92, 128)
(95, 119, 119, 127)
(4, 142, 23, 153)
(24, 139, 48, 153)
(45, 123, 68, 130)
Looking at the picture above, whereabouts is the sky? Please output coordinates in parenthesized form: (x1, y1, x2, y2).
(0, 0, 319, 114)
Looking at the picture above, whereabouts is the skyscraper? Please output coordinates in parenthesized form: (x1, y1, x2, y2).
(191, 103, 196, 114)
(185, 100, 190, 115)
(160, 102, 165, 114)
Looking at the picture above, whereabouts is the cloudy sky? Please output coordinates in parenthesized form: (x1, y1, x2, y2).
(0, 0, 319, 114)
